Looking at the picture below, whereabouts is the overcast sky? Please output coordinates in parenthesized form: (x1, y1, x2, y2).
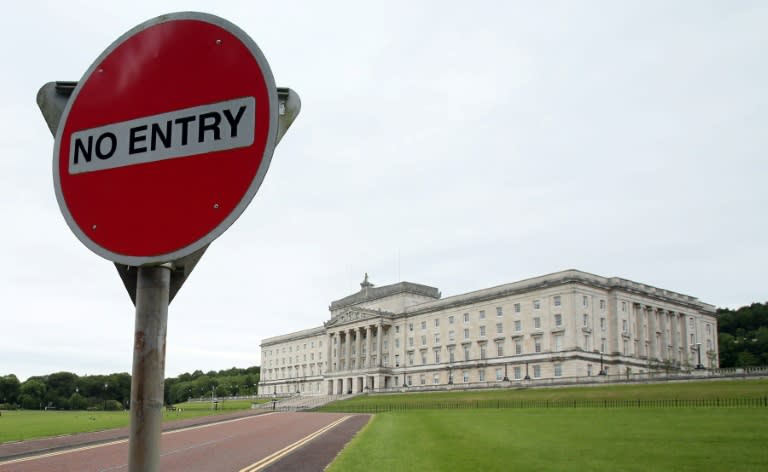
(1, 1, 765, 382)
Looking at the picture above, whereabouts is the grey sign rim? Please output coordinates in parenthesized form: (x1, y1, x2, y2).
(52, 11, 278, 267)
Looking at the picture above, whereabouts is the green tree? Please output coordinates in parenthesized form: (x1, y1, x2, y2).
(0, 374, 21, 405)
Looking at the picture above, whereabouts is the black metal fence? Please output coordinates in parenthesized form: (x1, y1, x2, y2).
(315, 396, 768, 413)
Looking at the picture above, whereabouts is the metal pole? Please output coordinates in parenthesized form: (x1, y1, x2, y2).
(128, 264, 171, 472)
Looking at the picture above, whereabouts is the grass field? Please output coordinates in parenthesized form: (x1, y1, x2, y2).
(327, 408, 768, 472)
(0, 399, 264, 443)
(317, 379, 768, 412)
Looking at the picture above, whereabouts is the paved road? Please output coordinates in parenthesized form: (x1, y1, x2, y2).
(0, 412, 369, 472)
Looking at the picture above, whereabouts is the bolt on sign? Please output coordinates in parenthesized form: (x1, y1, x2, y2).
(52, 12, 279, 266)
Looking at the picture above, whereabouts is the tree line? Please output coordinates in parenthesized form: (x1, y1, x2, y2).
(0, 366, 260, 410)
(717, 302, 768, 367)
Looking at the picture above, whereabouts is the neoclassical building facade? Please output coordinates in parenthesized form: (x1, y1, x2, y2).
(258, 270, 718, 395)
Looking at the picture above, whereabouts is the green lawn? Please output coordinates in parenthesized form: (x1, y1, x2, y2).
(317, 379, 768, 412)
(328, 408, 768, 472)
(0, 399, 262, 443)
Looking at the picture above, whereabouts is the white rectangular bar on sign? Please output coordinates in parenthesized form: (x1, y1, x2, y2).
(68, 96, 256, 174)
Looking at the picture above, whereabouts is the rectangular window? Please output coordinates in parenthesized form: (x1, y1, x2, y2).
(496, 306, 503, 316)
(479, 325, 486, 337)
(421, 321, 427, 330)
(554, 364, 562, 377)
(495, 368, 503, 381)
(600, 317, 605, 331)
(421, 351, 427, 364)
(554, 334, 563, 351)
(463, 371, 469, 383)
(449, 348, 455, 363)
(433, 373, 440, 384)
(533, 365, 541, 378)
(514, 303, 521, 313)
(514, 366, 522, 380)
(479, 310, 486, 319)
(533, 317, 541, 329)
(464, 345, 470, 361)
(553, 295, 561, 307)
(496, 342, 504, 356)
(420, 374, 426, 385)
(395, 338, 400, 348)
(554, 314, 562, 327)
(515, 339, 523, 355)
(449, 315, 454, 324)
(583, 314, 589, 327)
(601, 339, 606, 353)
(690, 333, 695, 345)
(534, 338, 542, 353)
(434, 350, 441, 364)
(583, 295, 589, 307)
(434, 333, 440, 344)
(408, 353, 414, 365)
(421, 335, 426, 346)
(409, 336, 414, 347)
(533, 299, 541, 310)
(464, 313, 470, 323)
(689, 317, 694, 329)
(622, 320, 628, 333)
(600, 299, 606, 310)
(407, 375, 412, 385)
(395, 326, 400, 334)
(623, 339, 629, 355)
(706, 324, 711, 334)
(621, 301, 627, 312)
(464, 328, 470, 340)
(496, 323, 503, 334)
(449, 330, 455, 342)
(479, 369, 486, 382)
(434, 318, 440, 327)
(395, 354, 400, 366)
(480, 344, 487, 360)
(514, 320, 522, 332)
(409, 323, 413, 332)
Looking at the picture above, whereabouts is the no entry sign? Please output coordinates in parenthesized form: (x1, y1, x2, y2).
(53, 12, 278, 266)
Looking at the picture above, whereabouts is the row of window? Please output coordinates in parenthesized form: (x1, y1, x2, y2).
(405, 364, 554, 386)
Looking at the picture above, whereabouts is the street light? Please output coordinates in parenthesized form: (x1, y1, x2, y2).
(524, 362, 531, 380)
(503, 362, 509, 382)
(598, 352, 607, 375)
(103, 383, 108, 410)
(695, 343, 704, 370)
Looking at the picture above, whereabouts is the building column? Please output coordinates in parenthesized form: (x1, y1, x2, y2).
(376, 324, 384, 367)
(355, 327, 362, 372)
(345, 329, 352, 372)
(670, 311, 679, 363)
(366, 326, 372, 368)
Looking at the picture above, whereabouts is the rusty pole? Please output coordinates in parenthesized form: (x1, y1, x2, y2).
(128, 264, 171, 472)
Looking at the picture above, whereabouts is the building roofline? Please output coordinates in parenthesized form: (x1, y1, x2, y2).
(402, 269, 714, 315)
(329, 281, 441, 311)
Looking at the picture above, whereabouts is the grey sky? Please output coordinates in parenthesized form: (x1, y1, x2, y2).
(1, 1, 765, 382)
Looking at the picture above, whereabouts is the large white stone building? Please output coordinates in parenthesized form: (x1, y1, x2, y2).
(258, 270, 718, 396)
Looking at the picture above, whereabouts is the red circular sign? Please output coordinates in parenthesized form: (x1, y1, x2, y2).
(53, 12, 277, 265)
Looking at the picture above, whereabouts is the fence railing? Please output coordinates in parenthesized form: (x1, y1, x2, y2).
(315, 396, 768, 413)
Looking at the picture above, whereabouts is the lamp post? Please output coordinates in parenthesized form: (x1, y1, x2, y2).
(695, 343, 704, 370)
(524, 362, 530, 380)
(448, 365, 453, 385)
(598, 352, 607, 375)
(503, 362, 509, 382)
(103, 383, 108, 410)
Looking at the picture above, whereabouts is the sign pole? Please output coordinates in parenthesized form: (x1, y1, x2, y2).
(128, 264, 171, 472)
